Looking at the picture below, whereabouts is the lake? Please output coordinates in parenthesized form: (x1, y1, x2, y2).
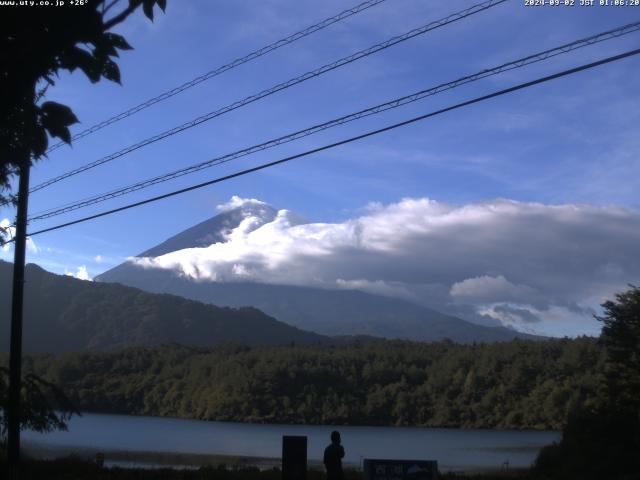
(22, 413, 559, 472)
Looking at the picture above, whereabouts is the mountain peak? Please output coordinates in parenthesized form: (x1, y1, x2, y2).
(215, 195, 269, 213)
(136, 199, 278, 258)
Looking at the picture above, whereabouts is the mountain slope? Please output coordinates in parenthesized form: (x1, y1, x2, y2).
(99, 264, 539, 342)
(96, 202, 539, 343)
(0, 261, 328, 353)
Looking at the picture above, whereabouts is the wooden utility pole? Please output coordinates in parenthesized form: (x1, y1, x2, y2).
(7, 160, 31, 479)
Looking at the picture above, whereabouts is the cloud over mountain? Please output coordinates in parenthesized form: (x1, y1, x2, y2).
(65, 265, 92, 281)
(130, 197, 640, 335)
(216, 195, 268, 212)
(1, 218, 38, 254)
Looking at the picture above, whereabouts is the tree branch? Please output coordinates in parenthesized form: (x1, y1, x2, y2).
(103, 1, 141, 30)
(103, 0, 121, 16)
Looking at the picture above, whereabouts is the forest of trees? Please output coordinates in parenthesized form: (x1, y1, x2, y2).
(6, 337, 604, 431)
(533, 286, 640, 479)
(0, 262, 328, 353)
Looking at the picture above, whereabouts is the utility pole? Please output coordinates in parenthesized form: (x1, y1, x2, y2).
(7, 159, 31, 479)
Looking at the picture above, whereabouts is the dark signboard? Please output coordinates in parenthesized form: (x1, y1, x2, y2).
(282, 435, 307, 480)
(363, 459, 438, 480)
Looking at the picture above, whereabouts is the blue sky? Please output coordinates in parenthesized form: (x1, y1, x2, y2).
(2, 0, 639, 336)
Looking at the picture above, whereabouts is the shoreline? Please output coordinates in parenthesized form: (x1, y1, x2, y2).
(24, 442, 285, 470)
(22, 413, 556, 473)
(23, 441, 528, 475)
(3, 455, 534, 480)
(67, 410, 561, 434)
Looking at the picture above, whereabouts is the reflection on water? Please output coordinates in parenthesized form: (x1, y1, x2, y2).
(23, 413, 560, 472)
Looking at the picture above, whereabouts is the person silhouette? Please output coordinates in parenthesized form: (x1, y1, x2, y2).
(324, 430, 345, 480)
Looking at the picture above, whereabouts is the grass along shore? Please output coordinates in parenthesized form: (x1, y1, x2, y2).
(2, 456, 535, 480)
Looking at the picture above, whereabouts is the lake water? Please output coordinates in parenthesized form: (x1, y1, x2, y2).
(22, 413, 560, 472)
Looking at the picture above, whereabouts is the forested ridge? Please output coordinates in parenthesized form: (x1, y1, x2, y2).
(10, 337, 603, 430)
(0, 262, 328, 353)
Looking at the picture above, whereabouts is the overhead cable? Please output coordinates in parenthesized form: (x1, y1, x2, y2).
(27, 20, 640, 222)
(22, 47, 640, 239)
(44, 0, 390, 153)
(30, 0, 507, 193)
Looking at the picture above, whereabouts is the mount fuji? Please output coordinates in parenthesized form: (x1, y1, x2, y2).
(96, 198, 539, 343)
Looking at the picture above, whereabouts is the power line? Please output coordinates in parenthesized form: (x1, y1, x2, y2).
(22, 47, 640, 239)
(27, 21, 640, 222)
(44, 0, 390, 154)
(29, 0, 506, 194)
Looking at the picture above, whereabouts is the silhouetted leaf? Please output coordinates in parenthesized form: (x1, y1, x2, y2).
(102, 58, 121, 84)
(94, 37, 119, 58)
(105, 32, 133, 51)
(157, 0, 167, 12)
(40, 105, 74, 144)
(61, 46, 101, 82)
(44, 123, 72, 144)
(143, 0, 154, 21)
(41, 102, 79, 127)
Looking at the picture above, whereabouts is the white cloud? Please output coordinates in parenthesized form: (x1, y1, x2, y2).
(481, 304, 542, 325)
(129, 197, 640, 336)
(94, 255, 103, 263)
(1, 218, 15, 252)
(65, 266, 92, 281)
(216, 195, 266, 212)
(75, 266, 91, 281)
(336, 278, 416, 301)
(479, 303, 601, 337)
(1, 218, 38, 254)
(27, 238, 38, 254)
(450, 275, 542, 307)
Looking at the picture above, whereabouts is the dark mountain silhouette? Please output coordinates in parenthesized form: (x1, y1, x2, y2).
(97, 204, 540, 343)
(0, 261, 328, 353)
(98, 266, 537, 343)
